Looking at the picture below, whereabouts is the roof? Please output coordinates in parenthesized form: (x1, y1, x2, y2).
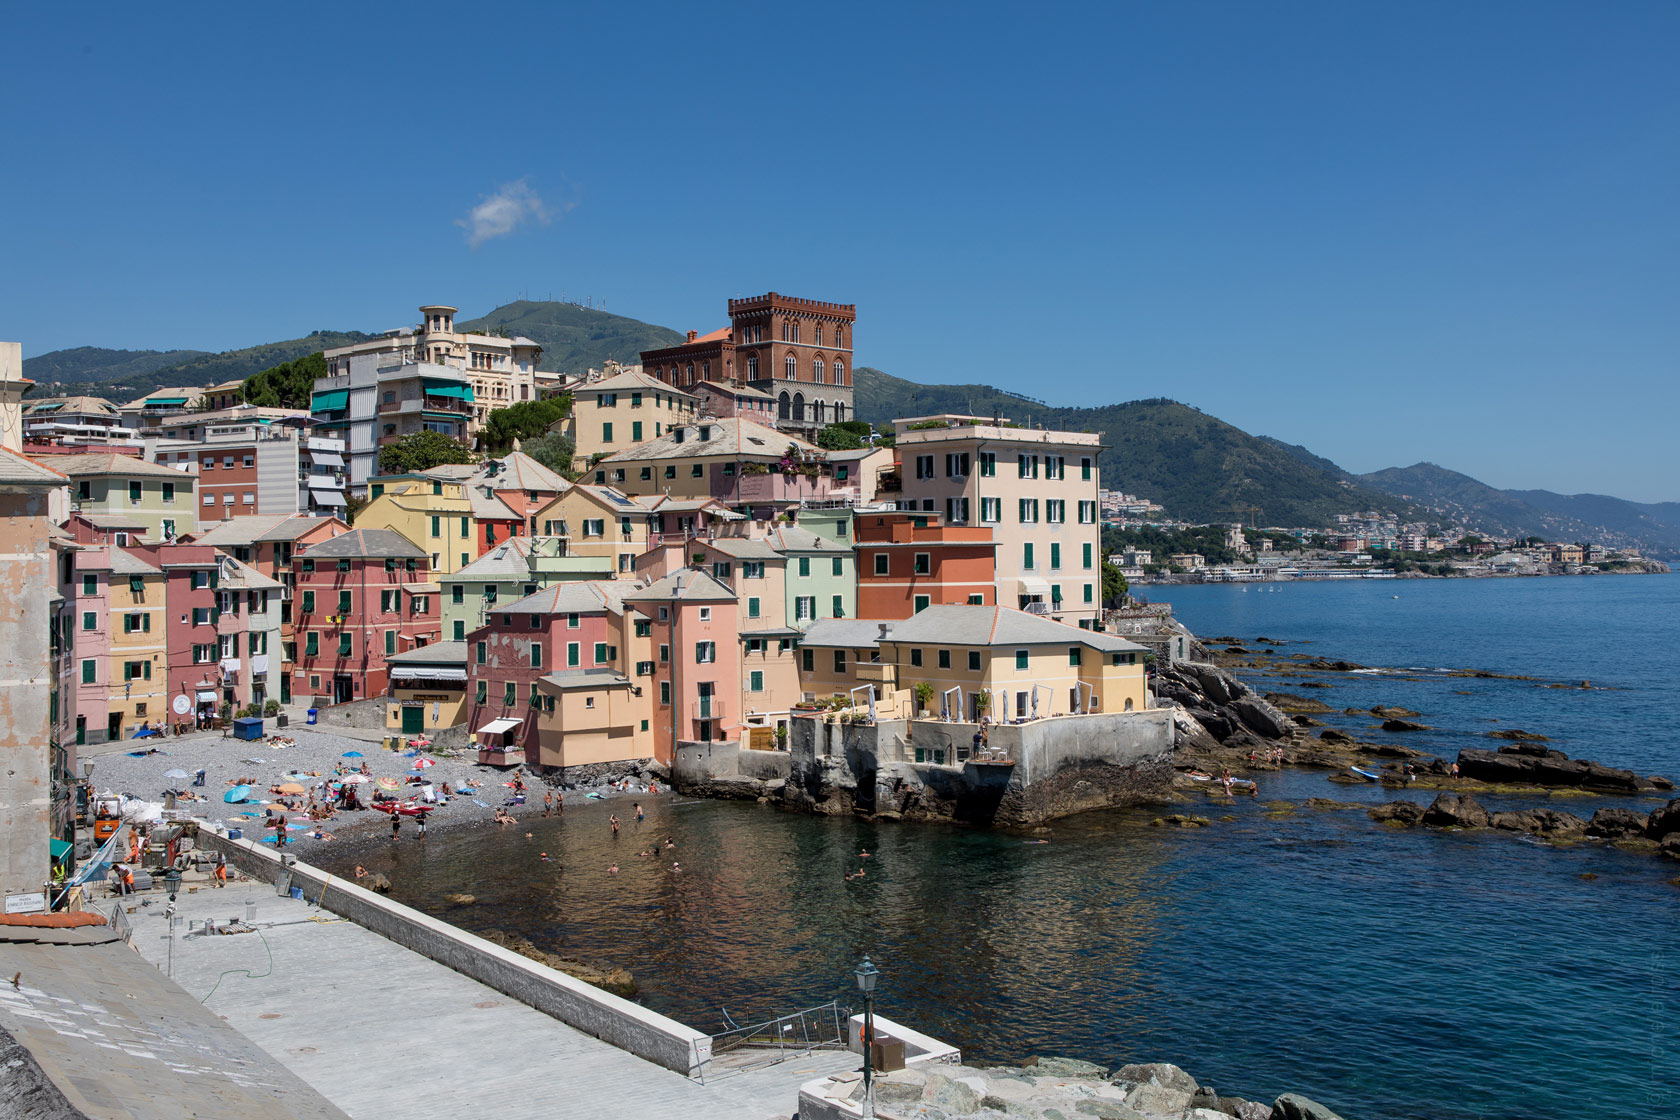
(79, 512, 146, 530)
(0, 446, 71, 487)
(218, 555, 283, 590)
(692, 326, 732, 344)
(885, 605, 1146, 652)
(536, 668, 633, 691)
(699, 537, 780, 560)
(567, 483, 659, 513)
(301, 528, 428, 560)
(598, 416, 817, 464)
(186, 514, 297, 546)
(416, 463, 481, 482)
(106, 548, 164, 576)
(624, 567, 737, 604)
(468, 486, 522, 521)
(767, 524, 849, 554)
(484, 450, 568, 493)
(694, 379, 774, 401)
(502, 579, 643, 616)
(740, 626, 802, 639)
(798, 619, 890, 649)
(50, 451, 190, 480)
(452, 537, 538, 579)
(386, 640, 468, 666)
(583, 369, 699, 401)
(257, 515, 345, 542)
(23, 395, 119, 416)
(120, 386, 203, 409)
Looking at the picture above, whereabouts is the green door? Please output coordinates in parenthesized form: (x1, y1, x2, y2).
(401, 706, 424, 735)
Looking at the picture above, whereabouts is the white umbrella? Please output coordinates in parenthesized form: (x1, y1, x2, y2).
(341, 774, 371, 784)
(411, 758, 436, 769)
(163, 769, 190, 780)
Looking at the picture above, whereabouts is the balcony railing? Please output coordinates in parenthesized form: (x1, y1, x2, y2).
(690, 698, 727, 720)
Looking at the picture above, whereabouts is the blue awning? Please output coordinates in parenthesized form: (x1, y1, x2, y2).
(311, 389, 349, 411)
(423, 379, 475, 402)
(50, 837, 73, 859)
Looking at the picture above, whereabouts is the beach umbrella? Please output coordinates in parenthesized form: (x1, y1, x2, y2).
(341, 774, 371, 784)
(277, 782, 305, 794)
(411, 758, 436, 769)
(163, 769, 190, 780)
(342, 751, 364, 758)
(376, 777, 401, 791)
(224, 785, 252, 804)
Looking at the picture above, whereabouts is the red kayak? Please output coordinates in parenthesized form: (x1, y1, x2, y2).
(372, 801, 435, 816)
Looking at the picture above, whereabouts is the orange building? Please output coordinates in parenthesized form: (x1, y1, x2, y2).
(854, 510, 998, 619)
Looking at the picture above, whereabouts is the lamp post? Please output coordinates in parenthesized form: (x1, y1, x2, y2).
(854, 956, 879, 1118)
(163, 868, 182, 978)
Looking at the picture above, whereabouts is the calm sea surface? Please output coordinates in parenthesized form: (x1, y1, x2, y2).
(322, 576, 1680, 1120)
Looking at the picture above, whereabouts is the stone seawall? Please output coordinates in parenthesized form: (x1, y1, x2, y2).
(783, 710, 1175, 828)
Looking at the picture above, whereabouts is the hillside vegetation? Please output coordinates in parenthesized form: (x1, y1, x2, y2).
(458, 301, 683, 374)
(24, 332, 372, 403)
(855, 367, 1413, 526)
(22, 346, 209, 391)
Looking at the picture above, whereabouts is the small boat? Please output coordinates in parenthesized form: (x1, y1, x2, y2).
(372, 801, 434, 816)
(224, 785, 252, 803)
(1350, 766, 1382, 782)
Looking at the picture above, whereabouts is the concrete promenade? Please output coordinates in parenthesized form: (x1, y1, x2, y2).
(123, 879, 852, 1119)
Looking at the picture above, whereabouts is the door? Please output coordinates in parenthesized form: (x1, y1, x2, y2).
(696, 681, 713, 719)
(334, 675, 353, 704)
(107, 712, 123, 741)
(401, 706, 424, 735)
(76, 716, 86, 745)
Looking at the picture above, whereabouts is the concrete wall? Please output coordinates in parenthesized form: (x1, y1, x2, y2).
(671, 739, 791, 786)
(195, 828, 712, 1076)
(0, 488, 56, 902)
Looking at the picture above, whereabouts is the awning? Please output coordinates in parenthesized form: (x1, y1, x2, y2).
(146, 397, 189, 407)
(50, 838, 73, 860)
(475, 717, 522, 735)
(310, 450, 345, 467)
(311, 390, 349, 411)
(312, 490, 348, 507)
(1017, 577, 1051, 597)
(307, 474, 344, 488)
(423, 379, 475, 402)
(195, 691, 218, 703)
(393, 667, 467, 681)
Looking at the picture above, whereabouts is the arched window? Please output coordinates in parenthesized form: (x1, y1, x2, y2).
(813, 358, 824, 384)
(833, 326, 844, 348)
(746, 353, 759, 379)
(792, 393, 806, 422)
(686, 362, 694, 384)
(813, 400, 826, 425)
(702, 360, 710, 379)
(814, 325, 824, 346)
(784, 354, 797, 380)
(833, 360, 845, 385)
(835, 402, 847, 423)
(778, 391, 790, 420)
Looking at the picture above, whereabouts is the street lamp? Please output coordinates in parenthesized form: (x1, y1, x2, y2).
(854, 956, 880, 1118)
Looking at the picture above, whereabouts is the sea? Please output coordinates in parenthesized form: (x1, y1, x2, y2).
(320, 575, 1680, 1120)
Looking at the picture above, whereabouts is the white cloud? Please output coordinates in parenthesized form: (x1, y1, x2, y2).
(457, 179, 552, 248)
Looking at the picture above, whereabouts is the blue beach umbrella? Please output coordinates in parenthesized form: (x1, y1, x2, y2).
(342, 751, 363, 758)
(224, 785, 252, 803)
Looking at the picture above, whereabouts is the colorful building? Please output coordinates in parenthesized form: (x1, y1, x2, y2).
(853, 509, 998, 618)
(357, 475, 478, 575)
(558, 369, 698, 472)
(289, 529, 440, 707)
(441, 536, 612, 642)
(624, 568, 740, 756)
(56, 452, 197, 541)
(591, 418, 836, 515)
(384, 642, 469, 738)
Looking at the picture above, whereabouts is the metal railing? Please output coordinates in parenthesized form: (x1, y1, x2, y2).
(710, 1000, 851, 1065)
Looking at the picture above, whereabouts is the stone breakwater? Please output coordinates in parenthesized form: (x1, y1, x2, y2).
(806, 1055, 1348, 1120)
(1371, 790, 1680, 854)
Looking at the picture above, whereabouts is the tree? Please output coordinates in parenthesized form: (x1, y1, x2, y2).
(519, 432, 577, 480)
(243, 352, 326, 409)
(1102, 561, 1128, 607)
(344, 493, 368, 524)
(815, 424, 866, 451)
(873, 423, 896, 448)
(378, 431, 477, 476)
(482, 395, 571, 456)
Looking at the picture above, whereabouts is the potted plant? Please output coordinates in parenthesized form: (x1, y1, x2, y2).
(914, 682, 935, 719)
(974, 689, 991, 720)
(774, 724, 788, 751)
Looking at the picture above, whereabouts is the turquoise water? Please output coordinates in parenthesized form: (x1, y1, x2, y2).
(324, 576, 1680, 1120)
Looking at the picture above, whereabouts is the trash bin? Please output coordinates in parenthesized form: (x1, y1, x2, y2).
(307, 708, 319, 725)
(232, 717, 264, 741)
(871, 1038, 906, 1073)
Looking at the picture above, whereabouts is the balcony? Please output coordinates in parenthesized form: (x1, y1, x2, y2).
(854, 661, 896, 684)
(876, 470, 902, 494)
(378, 396, 475, 418)
(690, 698, 728, 720)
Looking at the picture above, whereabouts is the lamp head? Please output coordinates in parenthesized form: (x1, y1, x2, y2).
(854, 955, 879, 994)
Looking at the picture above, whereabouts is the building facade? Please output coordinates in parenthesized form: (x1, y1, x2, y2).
(853, 509, 998, 619)
(57, 452, 197, 541)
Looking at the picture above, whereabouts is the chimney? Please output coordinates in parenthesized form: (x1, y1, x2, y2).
(687, 330, 698, 343)
(877, 622, 892, 642)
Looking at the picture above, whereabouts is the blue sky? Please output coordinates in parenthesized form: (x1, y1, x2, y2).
(3, 2, 1675, 501)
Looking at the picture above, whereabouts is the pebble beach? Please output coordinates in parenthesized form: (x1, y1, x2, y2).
(86, 725, 665, 853)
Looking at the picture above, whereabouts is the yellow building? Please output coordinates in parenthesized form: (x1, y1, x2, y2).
(558, 369, 700, 472)
(799, 605, 1147, 721)
(383, 642, 469, 736)
(531, 484, 658, 578)
(358, 474, 477, 574)
(591, 416, 826, 508)
(530, 668, 655, 769)
(105, 549, 167, 737)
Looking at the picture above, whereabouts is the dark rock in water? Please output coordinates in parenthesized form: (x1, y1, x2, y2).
(1370, 706, 1420, 719)
(366, 873, 392, 894)
(1326, 773, 1368, 785)
(1661, 835, 1680, 860)
(1422, 792, 1490, 829)
(1457, 747, 1642, 793)
(1381, 718, 1430, 732)
(1650, 775, 1675, 791)
(1647, 799, 1680, 841)
(1267, 693, 1335, 713)
(1497, 742, 1565, 759)
(1586, 807, 1651, 839)
(1192, 709, 1236, 742)
(1292, 715, 1324, 727)
(1273, 1093, 1349, 1120)
(1489, 728, 1549, 742)
(1307, 798, 1363, 811)
(1369, 800, 1425, 825)
(1489, 808, 1587, 838)
(1222, 645, 1252, 654)
(1307, 658, 1367, 672)
(1149, 815, 1211, 828)
(1368, 744, 1425, 758)
(1027, 1056, 1107, 1078)
(1230, 695, 1295, 740)
(1318, 728, 1355, 744)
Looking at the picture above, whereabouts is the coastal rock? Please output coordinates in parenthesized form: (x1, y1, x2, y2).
(1317, 728, 1355, 744)
(1381, 718, 1430, 732)
(1306, 658, 1367, 672)
(1650, 775, 1675, 791)
(1488, 729, 1549, 742)
(1456, 747, 1642, 793)
(1273, 1093, 1348, 1120)
(1029, 1056, 1108, 1078)
(1230, 696, 1295, 740)
(1647, 799, 1680, 840)
(366, 873, 392, 894)
(1125, 1083, 1195, 1116)
(1307, 798, 1364, 811)
(477, 930, 637, 998)
(1422, 792, 1490, 829)
(1149, 815, 1211, 828)
(921, 1071, 981, 1114)
(1370, 706, 1420, 719)
(1266, 693, 1335, 714)
(1291, 716, 1324, 727)
(1489, 809, 1587, 839)
(1228, 1103, 1275, 1120)
(1586, 807, 1650, 839)
(1368, 801, 1425, 826)
(1112, 1062, 1199, 1094)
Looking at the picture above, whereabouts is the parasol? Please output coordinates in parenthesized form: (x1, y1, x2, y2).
(376, 777, 401, 791)
(411, 758, 436, 769)
(224, 785, 252, 803)
(341, 774, 371, 784)
(163, 769, 190, 780)
(342, 751, 364, 758)
(277, 782, 305, 794)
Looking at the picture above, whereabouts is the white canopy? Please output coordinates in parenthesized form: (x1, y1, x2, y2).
(393, 667, 467, 681)
(475, 717, 522, 735)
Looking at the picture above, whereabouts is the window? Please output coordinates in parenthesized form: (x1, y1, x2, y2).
(1050, 543, 1062, 570)
(742, 562, 764, 579)
(979, 452, 996, 477)
(129, 481, 142, 504)
(590, 641, 608, 664)
(567, 613, 580, 629)
(794, 596, 815, 622)
(1069, 647, 1083, 667)
(1023, 542, 1035, 570)
(81, 659, 96, 683)
(602, 422, 613, 443)
(968, 650, 982, 671)
(505, 681, 517, 706)
(1078, 500, 1097, 524)
(660, 681, 671, 705)
(385, 630, 396, 655)
(915, 454, 934, 479)
(1083, 543, 1094, 569)
(632, 421, 642, 441)
(832, 594, 844, 617)
(690, 464, 704, 478)
(831, 557, 844, 577)
(567, 642, 580, 667)
(203, 491, 215, 506)
(1047, 500, 1065, 524)
(873, 553, 889, 576)
(1083, 583, 1094, 603)
(475, 641, 486, 664)
(1020, 499, 1040, 524)
(431, 515, 441, 538)
(664, 465, 676, 479)
(640, 467, 652, 480)
(1017, 454, 1039, 479)
(476, 680, 487, 704)
(795, 557, 810, 578)
(338, 633, 352, 656)
(913, 594, 930, 613)
(747, 596, 760, 619)
(748, 670, 765, 693)
(161, 482, 174, 503)
(801, 648, 814, 672)
(914, 553, 930, 575)
(937, 649, 951, 669)
(946, 496, 970, 523)
(695, 641, 715, 663)
(81, 610, 96, 631)
(529, 614, 541, 630)
(1081, 457, 1093, 481)
(634, 619, 651, 638)
(981, 497, 1001, 523)
(528, 641, 543, 669)
(460, 516, 470, 538)
(583, 519, 604, 538)
(453, 620, 465, 640)
(659, 643, 670, 663)
(301, 559, 314, 573)
(1015, 649, 1030, 671)
(336, 559, 351, 573)
(306, 632, 320, 656)
(1045, 456, 1063, 480)
(338, 590, 352, 614)
(833, 649, 847, 673)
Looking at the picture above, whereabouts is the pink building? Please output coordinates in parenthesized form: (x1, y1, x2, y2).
(626, 568, 739, 756)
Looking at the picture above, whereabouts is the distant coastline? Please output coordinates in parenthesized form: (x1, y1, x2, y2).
(1133, 561, 1669, 586)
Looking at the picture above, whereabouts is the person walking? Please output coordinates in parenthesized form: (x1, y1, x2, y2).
(544, 790, 553, 818)
(609, 814, 620, 836)
(274, 813, 288, 848)
(633, 802, 644, 822)
(213, 848, 227, 887)
(391, 812, 402, 841)
(417, 813, 427, 838)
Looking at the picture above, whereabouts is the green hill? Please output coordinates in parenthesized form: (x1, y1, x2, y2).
(854, 367, 1413, 526)
(23, 332, 373, 403)
(22, 346, 209, 395)
(457, 301, 683, 374)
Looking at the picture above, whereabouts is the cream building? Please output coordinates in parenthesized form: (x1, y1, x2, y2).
(891, 415, 1103, 627)
(556, 369, 699, 472)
